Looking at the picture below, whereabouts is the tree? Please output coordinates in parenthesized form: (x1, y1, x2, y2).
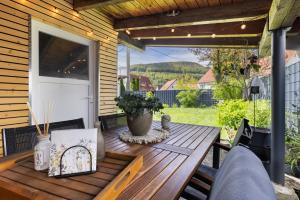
(189, 48, 260, 99)
(175, 74, 198, 90)
(119, 77, 126, 96)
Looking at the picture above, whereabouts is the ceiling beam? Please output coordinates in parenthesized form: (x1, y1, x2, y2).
(129, 19, 265, 39)
(74, 0, 133, 11)
(259, 0, 300, 57)
(142, 37, 260, 49)
(118, 32, 145, 51)
(114, 0, 271, 31)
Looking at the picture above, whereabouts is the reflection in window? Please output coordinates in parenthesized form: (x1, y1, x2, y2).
(39, 32, 89, 80)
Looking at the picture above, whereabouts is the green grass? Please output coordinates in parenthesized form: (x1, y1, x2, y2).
(154, 107, 220, 127)
(154, 107, 229, 140)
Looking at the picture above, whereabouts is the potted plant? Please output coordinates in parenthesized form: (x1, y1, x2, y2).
(286, 133, 300, 178)
(115, 93, 163, 136)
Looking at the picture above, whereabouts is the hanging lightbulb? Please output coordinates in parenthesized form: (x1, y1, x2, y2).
(241, 23, 246, 30)
(125, 29, 131, 35)
(187, 33, 191, 37)
(54, 7, 59, 13)
(153, 37, 156, 40)
(74, 11, 79, 17)
(171, 28, 175, 33)
(211, 33, 216, 38)
(87, 30, 94, 36)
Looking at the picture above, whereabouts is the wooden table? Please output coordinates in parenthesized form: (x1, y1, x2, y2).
(0, 122, 220, 200)
(105, 121, 220, 200)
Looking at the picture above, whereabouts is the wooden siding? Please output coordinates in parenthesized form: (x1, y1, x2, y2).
(0, 0, 118, 156)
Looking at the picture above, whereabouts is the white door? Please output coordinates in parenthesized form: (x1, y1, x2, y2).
(31, 20, 96, 128)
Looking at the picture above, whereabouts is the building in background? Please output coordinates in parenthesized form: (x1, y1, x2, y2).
(197, 68, 216, 89)
(118, 74, 154, 92)
(160, 79, 177, 90)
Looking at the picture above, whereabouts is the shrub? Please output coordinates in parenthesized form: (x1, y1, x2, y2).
(176, 90, 201, 107)
(172, 103, 178, 108)
(213, 78, 244, 100)
(218, 100, 247, 130)
(218, 99, 271, 130)
(246, 100, 271, 128)
(162, 103, 169, 108)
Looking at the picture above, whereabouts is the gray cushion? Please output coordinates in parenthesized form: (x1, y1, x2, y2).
(209, 146, 276, 200)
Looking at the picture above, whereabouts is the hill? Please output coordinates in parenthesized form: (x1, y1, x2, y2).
(130, 61, 208, 74)
(130, 61, 209, 89)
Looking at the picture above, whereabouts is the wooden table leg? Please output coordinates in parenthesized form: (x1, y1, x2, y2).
(213, 134, 220, 169)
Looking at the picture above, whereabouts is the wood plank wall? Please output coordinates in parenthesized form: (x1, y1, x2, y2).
(0, 0, 118, 156)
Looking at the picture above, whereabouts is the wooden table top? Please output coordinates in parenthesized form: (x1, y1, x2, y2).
(0, 122, 220, 200)
(105, 121, 220, 200)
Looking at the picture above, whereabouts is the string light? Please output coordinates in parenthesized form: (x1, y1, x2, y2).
(125, 29, 131, 35)
(53, 7, 59, 13)
(73, 11, 79, 17)
(87, 30, 94, 36)
(153, 37, 156, 40)
(171, 28, 175, 33)
(241, 23, 246, 30)
(187, 33, 191, 37)
(211, 33, 216, 38)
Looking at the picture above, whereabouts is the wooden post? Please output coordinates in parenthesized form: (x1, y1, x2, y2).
(126, 47, 130, 91)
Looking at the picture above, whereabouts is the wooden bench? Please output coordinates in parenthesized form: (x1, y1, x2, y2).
(182, 146, 276, 200)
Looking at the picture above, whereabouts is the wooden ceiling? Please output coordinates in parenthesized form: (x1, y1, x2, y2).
(74, 0, 273, 49)
(97, 0, 252, 19)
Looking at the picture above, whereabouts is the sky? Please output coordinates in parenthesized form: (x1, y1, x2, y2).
(117, 45, 210, 68)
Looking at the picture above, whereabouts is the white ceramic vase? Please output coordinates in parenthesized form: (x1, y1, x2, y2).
(34, 135, 51, 171)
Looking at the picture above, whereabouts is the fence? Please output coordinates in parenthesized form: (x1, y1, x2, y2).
(134, 89, 217, 107)
(261, 60, 300, 133)
(285, 60, 300, 134)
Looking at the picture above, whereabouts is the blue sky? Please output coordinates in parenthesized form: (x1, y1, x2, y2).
(118, 45, 210, 67)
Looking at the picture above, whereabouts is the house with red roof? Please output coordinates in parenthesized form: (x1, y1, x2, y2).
(118, 74, 154, 92)
(160, 79, 177, 90)
(197, 68, 216, 89)
(131, 74, 155, 92)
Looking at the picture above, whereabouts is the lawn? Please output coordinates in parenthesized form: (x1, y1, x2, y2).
(154, 107, 220, 127)
(154, 107, 229, 140)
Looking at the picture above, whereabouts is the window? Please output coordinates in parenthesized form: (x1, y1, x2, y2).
(39, 32, 89, 80)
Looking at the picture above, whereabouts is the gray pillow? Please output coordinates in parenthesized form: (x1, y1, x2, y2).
(209, 146, 276, 200)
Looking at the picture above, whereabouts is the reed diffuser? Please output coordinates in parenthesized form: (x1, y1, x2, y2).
(27, 102, 53, 171)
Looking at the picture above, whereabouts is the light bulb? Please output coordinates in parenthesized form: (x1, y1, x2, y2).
(171, 28, 175, 33)
(125, 29, 131, 35)
(74, 11, 79, 17)
(137, 37, 141, 40)
(187, 33, 191, 37)
(87, 30, 93, 36)
(153, 37, 156, 40)
(241, 24, 246, 30)
(54, 7, 59, 13)
(211, 33, 216, 38)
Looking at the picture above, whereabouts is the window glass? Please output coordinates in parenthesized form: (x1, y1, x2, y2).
(39, 32, 89, 80)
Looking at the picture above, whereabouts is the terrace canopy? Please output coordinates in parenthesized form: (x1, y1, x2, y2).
(74, 0, 300, 185)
